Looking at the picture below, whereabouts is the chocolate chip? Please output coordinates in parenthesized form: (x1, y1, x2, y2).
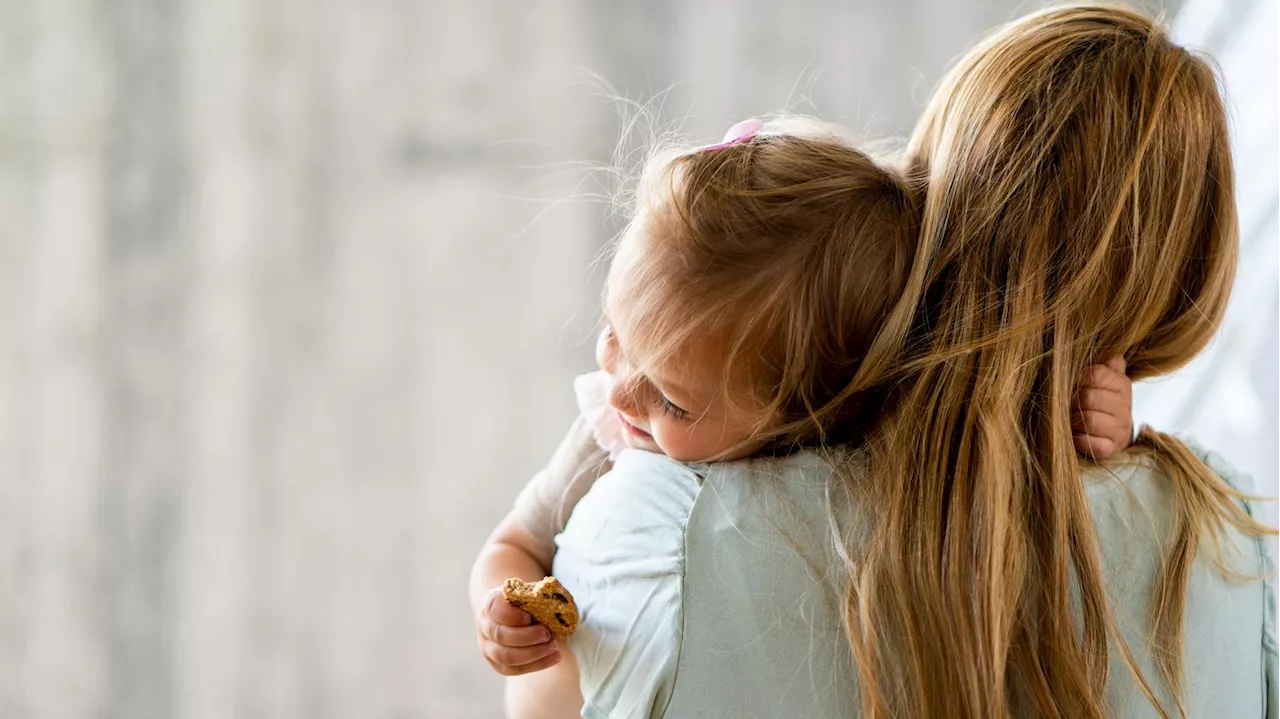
(551, 593, 568, 603)
(555, 613, 569, 627)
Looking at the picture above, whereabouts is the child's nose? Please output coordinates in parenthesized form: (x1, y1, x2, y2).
(608, 374, 641, 416)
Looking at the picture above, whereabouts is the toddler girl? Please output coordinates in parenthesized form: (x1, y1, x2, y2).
(468, 118, 1134, 678)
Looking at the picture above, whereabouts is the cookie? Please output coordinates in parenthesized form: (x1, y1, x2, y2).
(502, 576, 579, 639)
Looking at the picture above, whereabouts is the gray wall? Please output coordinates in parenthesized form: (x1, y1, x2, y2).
(3, 1, 1234, 718)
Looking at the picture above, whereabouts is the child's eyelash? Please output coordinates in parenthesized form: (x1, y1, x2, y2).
(656, 395, 689, 420)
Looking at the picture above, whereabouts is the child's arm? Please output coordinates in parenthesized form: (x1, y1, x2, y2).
(469, 516, 561, 676)
(505, 643, 584, 719)
(1073, 356, 1134, 459)
(471, 410, 610, 677)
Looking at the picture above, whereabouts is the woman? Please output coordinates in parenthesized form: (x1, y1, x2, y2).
(849, 5, 1275, 716)
(515, 5, 1276, 718)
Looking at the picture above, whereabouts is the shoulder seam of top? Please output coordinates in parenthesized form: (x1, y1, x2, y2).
(653, 457, 703, 718)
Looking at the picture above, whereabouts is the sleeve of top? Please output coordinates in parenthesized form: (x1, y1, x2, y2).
(1190, 440, 1277, 719)
(550, 450, 700, 719)
(509, 411, 612, 551)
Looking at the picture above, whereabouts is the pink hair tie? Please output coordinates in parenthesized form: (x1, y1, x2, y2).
(699, 118, 764, 151)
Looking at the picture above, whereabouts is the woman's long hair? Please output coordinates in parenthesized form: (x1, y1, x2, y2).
(841, 5, 1274, 717)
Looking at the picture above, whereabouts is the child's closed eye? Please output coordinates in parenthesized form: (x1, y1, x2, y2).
(655, 394, 690, 421)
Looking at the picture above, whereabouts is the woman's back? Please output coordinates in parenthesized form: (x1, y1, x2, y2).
(553, 446, 1275, 718)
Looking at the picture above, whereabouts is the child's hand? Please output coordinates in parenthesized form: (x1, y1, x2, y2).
(475, 586, 561, 676)
(1072, 356, 1133, 460)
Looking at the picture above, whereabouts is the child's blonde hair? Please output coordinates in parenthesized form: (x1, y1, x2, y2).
(609, 119, 917, 453)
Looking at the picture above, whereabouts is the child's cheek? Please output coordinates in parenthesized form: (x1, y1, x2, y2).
(652, 422, 707, 463)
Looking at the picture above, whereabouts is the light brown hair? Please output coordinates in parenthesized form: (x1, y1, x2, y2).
(837, 4, 1275, 718)
(610, 120, 917, 447)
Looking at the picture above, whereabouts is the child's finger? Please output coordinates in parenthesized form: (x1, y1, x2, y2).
(1071, 409, 1122, 438)
(1105, 356, 1127, 375)
(1076, 388, 1129, 419)
(479, 615, 553, 647)
(515, 649, 563, 674)
(1074, 433, 1117, 460)
(489, 646, 562, 677)
(486, 588, 534, 627)
(482, 638, 559, 673)
(1081, 364, 1127, 393)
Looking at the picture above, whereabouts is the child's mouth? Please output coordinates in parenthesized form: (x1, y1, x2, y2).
(617, 411, 652, 439)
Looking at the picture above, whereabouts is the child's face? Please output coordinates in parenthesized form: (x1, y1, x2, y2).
(596, 303, 773, 463)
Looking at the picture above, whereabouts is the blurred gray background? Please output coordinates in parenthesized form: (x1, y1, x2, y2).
(2, 0, 1273, 718)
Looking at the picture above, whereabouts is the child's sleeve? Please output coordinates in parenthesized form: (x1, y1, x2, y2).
(510, 410, 613, 551)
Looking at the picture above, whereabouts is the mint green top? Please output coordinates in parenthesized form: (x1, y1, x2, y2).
(552, 442, 1276, 718)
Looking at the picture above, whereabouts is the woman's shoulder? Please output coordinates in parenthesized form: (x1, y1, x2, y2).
(1177, 436, 1263, 496)
(685, 450, 857, 556)
(1088, 435, 1259, 492)
(693, 447, 849, 503)
(1083, 436, 1267, 540)
(664, 449, 863, 717)
(1083, 436, 1272, 595)
(1085, 437, 1276, 718)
